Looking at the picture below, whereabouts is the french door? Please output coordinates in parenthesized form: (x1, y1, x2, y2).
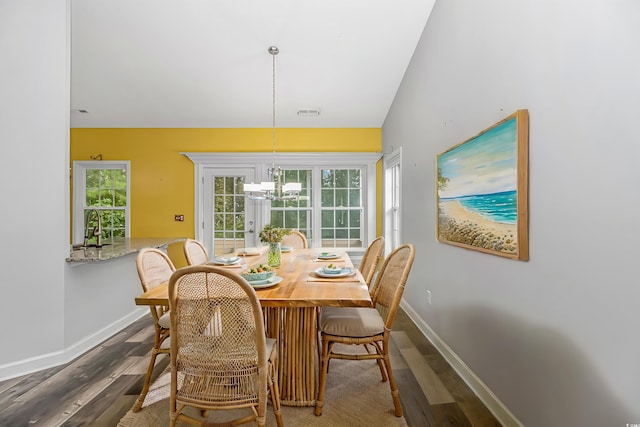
(202, 167, 258, 256)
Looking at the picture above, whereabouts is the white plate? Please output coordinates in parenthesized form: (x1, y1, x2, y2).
(317, 253, 339, 260)
(212, 256, 240, 265)
(248, 275, 283, 289)
(320, 267, 344, 275)
(281, 246, 294, 253)
(314, 267, 355, 278)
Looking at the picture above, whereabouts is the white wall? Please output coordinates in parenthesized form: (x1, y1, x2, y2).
(0, 1, 145, 381)
(383, 1, 640, 426)
(0, 1, 69, 370)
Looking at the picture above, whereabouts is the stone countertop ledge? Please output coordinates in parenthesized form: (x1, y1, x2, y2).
(66, 237, 186, 262)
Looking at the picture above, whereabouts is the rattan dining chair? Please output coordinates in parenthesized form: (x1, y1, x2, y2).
(280, 229, 308, 249)
(315, 243, 415, 418)
(168, 265, 284, 427)
(359, 236, 385, 289)
(183, 238, 210, 265)
(132, 248, 175, 412)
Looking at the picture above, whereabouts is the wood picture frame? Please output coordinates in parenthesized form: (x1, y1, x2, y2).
(436, 109, 529, 260)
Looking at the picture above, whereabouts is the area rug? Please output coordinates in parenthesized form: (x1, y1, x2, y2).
(118, 345, 408, 427)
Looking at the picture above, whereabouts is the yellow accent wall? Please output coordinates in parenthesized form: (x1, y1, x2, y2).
(70, 128, 382, 239)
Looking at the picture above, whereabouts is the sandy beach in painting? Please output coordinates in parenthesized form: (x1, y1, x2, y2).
(438, 200, 518, 254)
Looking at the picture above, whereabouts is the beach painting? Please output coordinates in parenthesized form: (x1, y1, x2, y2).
(436, 109, 529, 260)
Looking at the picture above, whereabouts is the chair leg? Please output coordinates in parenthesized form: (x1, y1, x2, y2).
(314, 335, 330, 416)
(268, 362, 284, 427)
(132, 346, 161, 412)
(371, 341, 388, 382)
(382, 352, 403, 417)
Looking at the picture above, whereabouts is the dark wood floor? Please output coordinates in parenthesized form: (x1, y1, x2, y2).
(0, 308, 501, 427)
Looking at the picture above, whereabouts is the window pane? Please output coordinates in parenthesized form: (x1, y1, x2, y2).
(322, 228, 334, 239)
(214, 196, 224, 213)
(234, 176, 244, 194)
(224, 177, 234, 194)
(271, 210, 283, 227)
(349, 169, 361, 187)
(224, 213, 234, 230)
(235, 195, 244, 212)
(86, 190, 98, 206)
(214, 213, 224, 230)
(235, 214, 245, 232)
(336, 209, 348, 227)
(214, 178, 224, 193)
(321, 189, 334, 207)
(114, 169, 127, 188)
(336, 229, 348, 239)
(284, 210, 299, 228)
(335, 189, 348, 207)
(321, 169, 334, 187)
(299, 211, 309, 229)
(99, 189, 114, 206)
(113, 210, 125, 228)
(335, 170, 348, 188)
(322, 210, 334, 227)
(115, 189, 126, 207)
(86, 170, 100, 187)
(224, 196, 234, 212)
(349, 210, 360, 227)
(348, 189, 360, 207)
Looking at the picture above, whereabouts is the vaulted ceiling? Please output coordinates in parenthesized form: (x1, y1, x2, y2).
(70, 1, 435, 128)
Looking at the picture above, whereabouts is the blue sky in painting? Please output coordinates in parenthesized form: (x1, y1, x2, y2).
(438, 117, 517, 199)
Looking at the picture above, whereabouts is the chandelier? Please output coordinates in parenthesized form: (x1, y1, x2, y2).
(244, 46, 302, 201)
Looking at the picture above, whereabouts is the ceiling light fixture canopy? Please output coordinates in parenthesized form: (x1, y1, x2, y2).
(244, 46, 301, 201)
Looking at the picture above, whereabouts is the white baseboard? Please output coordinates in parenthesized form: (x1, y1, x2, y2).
(400, 300, 523, 427)
(0, 308, 147, 382)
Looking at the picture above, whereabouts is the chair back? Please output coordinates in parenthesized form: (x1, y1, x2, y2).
(369, 244, 415, 329)
(136, 248, 176, 293)
(359, 236, 385, 287)
(168, 265, 268, 419)
(183, 238, 209, 265)
(280, 229, 308, 249)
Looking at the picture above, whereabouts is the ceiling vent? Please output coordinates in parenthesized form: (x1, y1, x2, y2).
(297, 108, 320, 117)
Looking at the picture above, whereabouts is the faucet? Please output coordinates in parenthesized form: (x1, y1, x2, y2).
(83, 209, 103, 248)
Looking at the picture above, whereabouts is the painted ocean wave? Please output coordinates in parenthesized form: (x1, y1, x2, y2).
(443, 190, 517, 224)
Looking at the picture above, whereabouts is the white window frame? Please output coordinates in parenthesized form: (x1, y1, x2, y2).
(72, 161, 131, 245)
(182, 152, 380, 252)
(383, 147, 402, 254)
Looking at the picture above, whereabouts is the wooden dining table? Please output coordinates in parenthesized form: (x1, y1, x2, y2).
(134, 247, 372, 407)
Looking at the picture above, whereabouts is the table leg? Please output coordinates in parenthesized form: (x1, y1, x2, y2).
(264, 307, 318, 406)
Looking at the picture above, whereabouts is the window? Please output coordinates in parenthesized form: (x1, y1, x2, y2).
(320, 168, 362, 247)
(72, 161, 130, 245)
(213, 176, 246, 254)
(269, 167, 365, 248)
(183, 152, 379, 252)
(270, 169, 312, 242)
(383, 148, 402, 253)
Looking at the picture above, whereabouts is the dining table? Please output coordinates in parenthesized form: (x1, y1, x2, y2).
(134, 247, 372, 407)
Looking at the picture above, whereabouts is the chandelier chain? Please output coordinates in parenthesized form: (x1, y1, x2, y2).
(271, 46, 277, 170)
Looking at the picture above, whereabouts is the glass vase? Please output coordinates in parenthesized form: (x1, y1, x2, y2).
(267, 242, 282, 268)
